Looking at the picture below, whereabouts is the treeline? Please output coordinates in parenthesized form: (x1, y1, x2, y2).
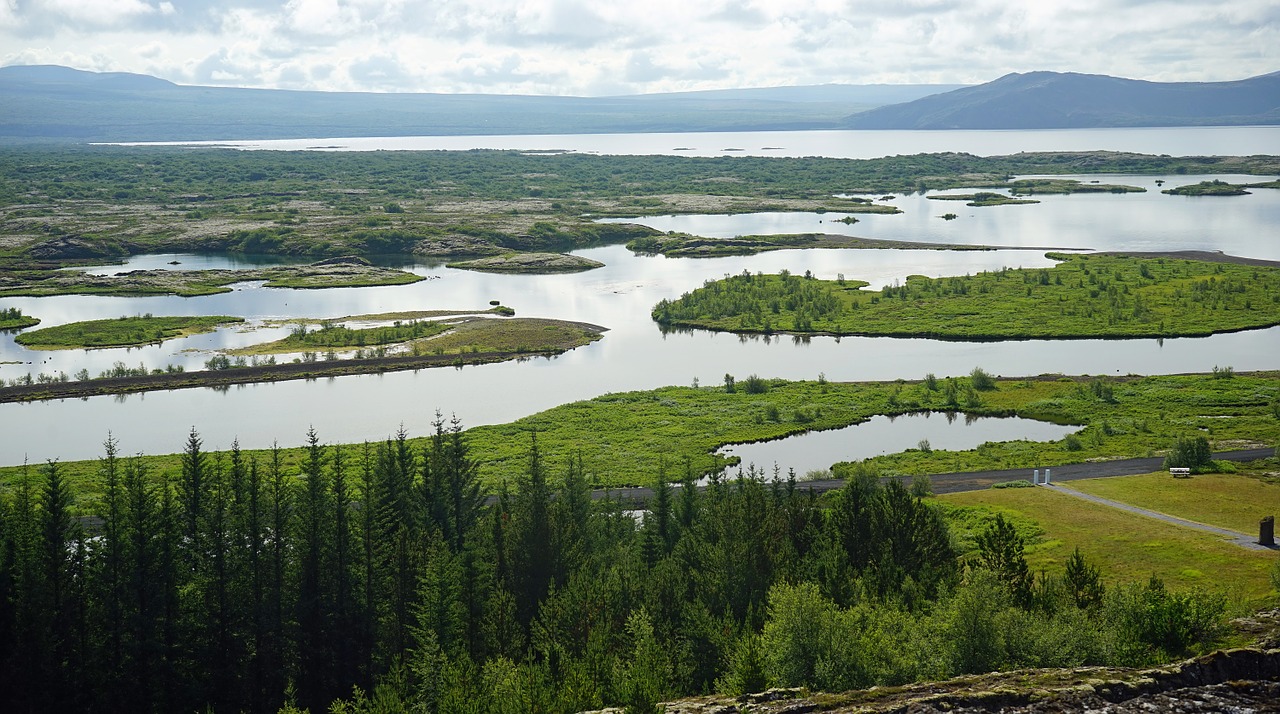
(0, 421, 1231, 713)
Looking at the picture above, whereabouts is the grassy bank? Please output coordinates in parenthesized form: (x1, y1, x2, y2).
(7, 371, 1276, 500)
(14, 314, 242, 349)
(653, 253, 1280, 339)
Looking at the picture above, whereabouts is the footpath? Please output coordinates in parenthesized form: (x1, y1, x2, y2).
(1047, 483, 1275, 551)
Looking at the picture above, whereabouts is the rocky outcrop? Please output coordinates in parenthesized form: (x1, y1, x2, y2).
(27, 234, 133, 260)
(584, 639, 1280, 713)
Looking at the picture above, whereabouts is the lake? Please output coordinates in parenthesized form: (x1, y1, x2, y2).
(3, 127, 1278, 467)
(716, 413, 1078, 480)
(113, 126, 1280, 159)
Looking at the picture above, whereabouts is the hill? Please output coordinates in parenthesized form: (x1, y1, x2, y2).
(0, 64, 961, 142)
(843, 70, 1280, 129)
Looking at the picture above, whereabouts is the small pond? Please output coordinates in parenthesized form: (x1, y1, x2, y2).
(715, 412, 1078, 478)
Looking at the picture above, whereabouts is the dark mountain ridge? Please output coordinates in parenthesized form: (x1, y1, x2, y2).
(843, 70, 1280, 129)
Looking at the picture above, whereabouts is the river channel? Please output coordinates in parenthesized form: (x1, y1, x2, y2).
(2, 129, 1278, 467)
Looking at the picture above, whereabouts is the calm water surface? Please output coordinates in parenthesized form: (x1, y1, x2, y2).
(717, 413, 1078, 479)
(115, 126, 1280, 159)
(1, 153, 1277, 466)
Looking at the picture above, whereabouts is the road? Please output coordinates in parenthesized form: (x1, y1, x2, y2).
(589, 447, 1277, 504)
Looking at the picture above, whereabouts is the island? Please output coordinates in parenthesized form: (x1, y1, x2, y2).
(652, 253, 1280, 339)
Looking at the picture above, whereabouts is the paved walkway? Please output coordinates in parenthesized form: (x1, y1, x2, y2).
(1046, 483, 1276, 551)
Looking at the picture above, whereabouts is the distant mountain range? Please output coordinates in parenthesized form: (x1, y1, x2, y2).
(1, 65, 1277, 143)
(843, 71, 1280, 129)
(0, 65, 959, 142)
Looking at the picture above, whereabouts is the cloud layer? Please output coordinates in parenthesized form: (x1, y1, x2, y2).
(3, 0, 1276, 94)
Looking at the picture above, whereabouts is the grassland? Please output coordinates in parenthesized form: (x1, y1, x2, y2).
(653, 253, 1280, 339)
(14, 370, 1276, 502)
(1066, 472, 1280, 535)
(940, 485, 1279, 601)
(14, 314, 242, 349)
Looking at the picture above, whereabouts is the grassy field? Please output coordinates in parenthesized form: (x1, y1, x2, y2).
(654, 253, 1280, 339)
(940, 485, 1279, 602)
(3, 371, 1276, 501)
(1066, 471, 1280, 535)
(14, 314, 242, 349)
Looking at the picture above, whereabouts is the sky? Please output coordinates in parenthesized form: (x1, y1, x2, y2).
(0, 0, 1276, 96)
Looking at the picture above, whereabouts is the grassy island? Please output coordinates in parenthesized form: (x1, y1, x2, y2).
(0, 317, 603, 402)
(1161, 179, 1251, 196)
(14, 314, 242, 349)
(1008, 178, 1146, 194)
(231, 319, 452, 355)
(0, 307, 39, 330)
(446, 252, 604, 273)
(652, 253, 1280, 339)
(0, 261, 425, 298)
(927, 192, 1040, 206)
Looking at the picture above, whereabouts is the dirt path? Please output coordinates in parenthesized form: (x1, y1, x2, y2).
(1047, 483, 1275, 551)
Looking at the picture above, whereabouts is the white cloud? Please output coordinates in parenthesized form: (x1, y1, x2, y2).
(0, 0, 1274, 93)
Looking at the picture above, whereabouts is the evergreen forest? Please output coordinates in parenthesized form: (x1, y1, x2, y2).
(0, 418, 1233, 713)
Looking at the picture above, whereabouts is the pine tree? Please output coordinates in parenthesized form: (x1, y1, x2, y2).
(1064, 546, 1105, 609)
(296, 427, 336, 712)
(975, 513, 1033, 608)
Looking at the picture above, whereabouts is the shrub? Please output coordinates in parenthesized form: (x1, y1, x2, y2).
(970, 367, 997, 391)
(1163, 435, 1212, 471)
(742, 374, 769, 394)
